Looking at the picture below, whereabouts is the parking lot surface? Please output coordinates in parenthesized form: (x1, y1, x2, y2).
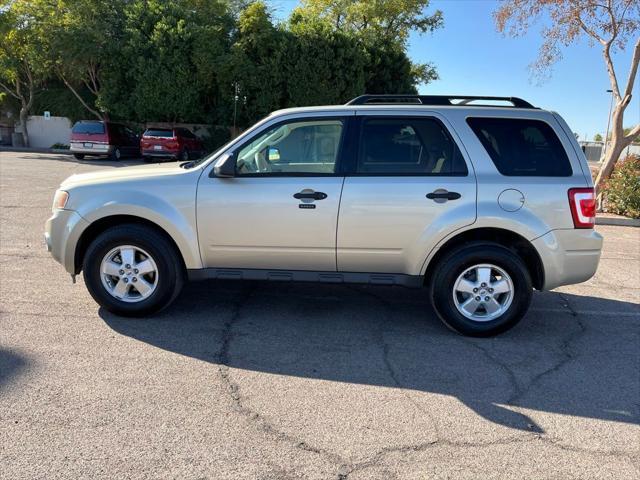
(1, 151, 639, 479)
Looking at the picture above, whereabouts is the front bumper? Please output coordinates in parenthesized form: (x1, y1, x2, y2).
(532, 228, 603, 290)
(45, 209, 90, 274)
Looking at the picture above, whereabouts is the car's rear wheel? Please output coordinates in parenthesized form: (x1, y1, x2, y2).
(82, 224, 184, 317)
(109, 147, 122, 161)
(429, 243, 532, 337)
(73, 153, 85, 160)
(180, 149, 190, 161)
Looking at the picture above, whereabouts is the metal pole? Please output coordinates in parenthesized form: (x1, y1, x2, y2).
(232, 82, 239, 136)
(602, 89, 614, 163)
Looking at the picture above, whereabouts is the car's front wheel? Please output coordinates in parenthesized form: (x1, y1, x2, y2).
(82, 224, 184, 316)
(429, 243, 532, 337)
(73, 153, 85, 160)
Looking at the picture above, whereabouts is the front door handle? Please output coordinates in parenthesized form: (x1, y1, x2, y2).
(426, 190, 461, 201)
(293, 191, 328, 201)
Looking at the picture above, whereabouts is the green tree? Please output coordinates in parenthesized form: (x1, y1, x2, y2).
(218, 1, 287, 127)
(102, 0, 232, 124)
(285, 14, 365, 106)
(594, 133, 603, 142)
(0, 4, 46, 146)
(292, 0, 443, 44)
(291, 0, 441, 93)
(495, 0, 640, 196)
(41, 0, 129, 120)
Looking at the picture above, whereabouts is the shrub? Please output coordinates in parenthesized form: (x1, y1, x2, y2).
(603, 154, 640, 219)
(202, 126, 232, 154)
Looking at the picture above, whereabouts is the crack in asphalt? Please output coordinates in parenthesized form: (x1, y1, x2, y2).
(336, 286, 537, 479)
(215, 283, 352, 476)
(209, 282, 634, 479)
(336, 287, 635, 478)
(507, 292, 587, 408)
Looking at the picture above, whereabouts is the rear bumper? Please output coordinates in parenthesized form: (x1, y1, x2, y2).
(70, 142, 111, 155)
(142, 149, 179, 159)
(533, 228, 603, 290)
(45, 209, 90, 274)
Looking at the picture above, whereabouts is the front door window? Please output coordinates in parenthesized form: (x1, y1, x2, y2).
(235, 119, 344, 175)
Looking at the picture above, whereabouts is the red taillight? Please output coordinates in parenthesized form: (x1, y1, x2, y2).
(568, 188, 595, 229)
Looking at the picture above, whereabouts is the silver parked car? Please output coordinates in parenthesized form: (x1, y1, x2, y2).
(45, 95, 602, 336)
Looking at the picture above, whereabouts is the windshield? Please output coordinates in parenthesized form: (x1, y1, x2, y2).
(183, 115, 272, 169)
(183, 139, 233, 168)
(72, 122, 105, 134)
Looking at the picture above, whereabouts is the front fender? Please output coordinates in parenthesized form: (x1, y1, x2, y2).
(72, 188, 202, 270)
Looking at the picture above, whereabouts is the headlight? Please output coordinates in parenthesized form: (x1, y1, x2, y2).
(52, 190, 69, 210)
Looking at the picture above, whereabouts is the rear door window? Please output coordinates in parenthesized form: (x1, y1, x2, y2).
(357, 117, 468, 175)
(466, 117, 572, 176)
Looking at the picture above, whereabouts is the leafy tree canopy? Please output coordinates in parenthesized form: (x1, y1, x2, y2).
(292, 0, 443, 44)
(1, 0, 441, 130)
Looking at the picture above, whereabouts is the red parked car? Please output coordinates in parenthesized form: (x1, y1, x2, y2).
(140, 127, 205, 162)
(70, 120, 140, 160)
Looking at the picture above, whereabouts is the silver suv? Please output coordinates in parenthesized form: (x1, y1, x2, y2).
(45, 95, 602, 336)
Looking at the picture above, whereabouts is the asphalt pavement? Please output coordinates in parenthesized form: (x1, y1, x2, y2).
(1, 151, 639, 479)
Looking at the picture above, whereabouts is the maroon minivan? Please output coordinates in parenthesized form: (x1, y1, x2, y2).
(140, 127, 205, 162)
(70, 121, 140, 160)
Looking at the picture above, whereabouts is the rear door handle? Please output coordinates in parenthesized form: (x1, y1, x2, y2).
(293, 191, 328, 201)
(426, 190, 461, 201)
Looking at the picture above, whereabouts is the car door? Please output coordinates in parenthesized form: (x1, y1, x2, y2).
(123, 126, 139, 154)
(183, 129, 198, 152)
(337, 113, 477, 275)
(196, 115, 352, 271)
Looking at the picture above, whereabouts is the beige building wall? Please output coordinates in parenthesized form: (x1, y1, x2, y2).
(23, 116, 72, 148)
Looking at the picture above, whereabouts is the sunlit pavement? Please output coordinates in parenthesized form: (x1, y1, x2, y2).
(1, 151, 638, 479)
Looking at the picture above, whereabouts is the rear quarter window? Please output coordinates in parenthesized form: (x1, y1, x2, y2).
(466, 117, 572, 176)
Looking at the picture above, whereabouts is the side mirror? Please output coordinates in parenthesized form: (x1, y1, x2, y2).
(212, 152, 236, 178)
(267, 146, 280, 162)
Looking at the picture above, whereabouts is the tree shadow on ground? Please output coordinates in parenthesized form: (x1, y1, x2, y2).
(100, 280, 640, 433)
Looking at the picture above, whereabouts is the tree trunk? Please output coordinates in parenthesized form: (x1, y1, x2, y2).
(594, 107, 635, 196)
(59, 71, 105, 121)
(18, 104, 29, 147)
(594, 142, 625, 194)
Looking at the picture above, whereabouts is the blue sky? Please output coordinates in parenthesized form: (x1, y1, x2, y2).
(270, 0, 639, 141)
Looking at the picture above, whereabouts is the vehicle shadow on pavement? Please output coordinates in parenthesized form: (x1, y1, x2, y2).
(0, 348, 28, 391)
(100, 281, 639, 433)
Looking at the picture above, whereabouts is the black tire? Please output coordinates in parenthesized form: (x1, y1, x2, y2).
(109, 147, 122, 161)
(180, 149, 189, 161)
(142, 156, 153, 163)
(429, 243, 532, 337)
(73, 153, 85, 160)
(82, 224, 185, 317)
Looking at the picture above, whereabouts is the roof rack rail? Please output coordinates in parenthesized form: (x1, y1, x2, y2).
(346, 94, 535, 109)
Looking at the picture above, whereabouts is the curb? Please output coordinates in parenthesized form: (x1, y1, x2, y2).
(0, 147, 69, 154)
(596, 215, 640, 227)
